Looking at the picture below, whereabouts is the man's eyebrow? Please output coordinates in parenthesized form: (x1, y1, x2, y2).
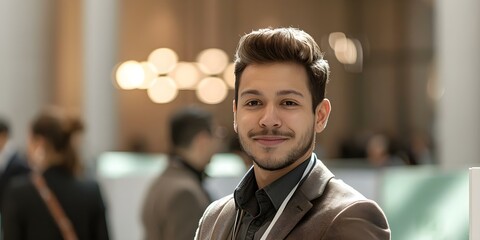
(240, 89, 261, 97)
(240, 89, 305, 98)
(277, 90, 304, 98)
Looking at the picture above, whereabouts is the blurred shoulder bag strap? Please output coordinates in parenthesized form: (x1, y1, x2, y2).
(31, 173, 78, 240)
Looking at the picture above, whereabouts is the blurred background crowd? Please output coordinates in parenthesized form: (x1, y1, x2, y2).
(1, 0, 479, 239)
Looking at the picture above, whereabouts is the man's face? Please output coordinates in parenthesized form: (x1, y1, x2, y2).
(0, 133, 7, 151)
(233, 62, 329, 171)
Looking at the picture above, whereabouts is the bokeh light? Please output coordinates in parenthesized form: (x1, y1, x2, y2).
(334, 38, 357, 65)
(223, 62, 235, 89)
(116, 60, 145, 90)
(196, 77, 228, 104)
(328, 32, 347, 49)
(196, 48, 229, 75)
(147, 48, 178, 74)
(169, 62, 202, 90)
(147, 76, 178, 103)
(139, 61, 158, 89)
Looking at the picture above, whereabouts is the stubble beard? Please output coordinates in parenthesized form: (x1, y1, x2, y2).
(238, 125, 316, 171)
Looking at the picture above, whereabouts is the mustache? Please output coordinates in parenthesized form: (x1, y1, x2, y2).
(247, 129, 295, 138)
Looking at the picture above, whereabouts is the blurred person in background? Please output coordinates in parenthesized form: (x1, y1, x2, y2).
(0, 118, 30, 214)
(195, 27, 390, 239)
(366, 133, 405, 168)
(408, 131, 434, 165)
(141, 106, 218, 240)
(1, 107, 109, 240)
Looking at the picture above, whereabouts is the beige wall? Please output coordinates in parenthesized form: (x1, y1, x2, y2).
(55, 0, 83, 113)
(53, 0, 433, 158)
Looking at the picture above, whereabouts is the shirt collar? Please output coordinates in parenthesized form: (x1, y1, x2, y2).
(233, 167, 257, 209)
(234, 155, 311, 211)
(264, 158, 310, 210)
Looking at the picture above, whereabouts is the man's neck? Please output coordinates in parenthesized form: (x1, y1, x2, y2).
(173, 148, 202, 172)
(253, 154, 312, 189)
(171, 153, 205, 183)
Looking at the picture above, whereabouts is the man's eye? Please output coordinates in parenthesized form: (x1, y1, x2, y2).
(282, 101, 298, 106)
(246, 100, 260, 106)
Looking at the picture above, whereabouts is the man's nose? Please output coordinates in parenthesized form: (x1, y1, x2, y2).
(259, 104, 281, 128)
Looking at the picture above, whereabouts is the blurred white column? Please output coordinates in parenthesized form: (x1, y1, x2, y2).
(471, 168, 480, 240)
(0, 0, 55, 147)
(82, 0, 118, 165)
(435, 0, 480, 169)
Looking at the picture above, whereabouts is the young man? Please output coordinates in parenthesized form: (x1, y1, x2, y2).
(142, 106, 218, 240)
(195, 28, 391, 239)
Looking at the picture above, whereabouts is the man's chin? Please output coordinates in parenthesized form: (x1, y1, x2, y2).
(254, 162, 290, 171)
(252, 157, 290, 171)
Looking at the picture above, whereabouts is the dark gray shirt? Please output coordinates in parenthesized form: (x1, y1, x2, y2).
(233, 158, 311, 240)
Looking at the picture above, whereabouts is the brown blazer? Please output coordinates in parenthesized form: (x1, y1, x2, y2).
(195, 159, 390, 240)
(142, 160, 210, 240)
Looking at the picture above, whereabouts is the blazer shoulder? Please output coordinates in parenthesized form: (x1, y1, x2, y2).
(203, 194, 234, 218)
(76, 178, 104, 199)
(327, 178, 368, 202)
(5, 152, 30, 173)
(319, 178, 391, 239)
(196, 194, 235, 239)
(2, 175, 37, 211)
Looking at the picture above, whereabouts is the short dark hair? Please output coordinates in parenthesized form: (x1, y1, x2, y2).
(0, 118, 10, 135)
(234, 27, 330, 112)
(169, 106, 213, 149)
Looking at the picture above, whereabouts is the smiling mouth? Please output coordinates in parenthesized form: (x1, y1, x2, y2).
(252, 136, 288, 147)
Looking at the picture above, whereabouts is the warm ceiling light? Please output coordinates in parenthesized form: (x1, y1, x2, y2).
(138, 61, 158, 89)
(115, 60, 145, 90)
(334, 38, 357, 65)
(147, 48, 178, 74)
(169, 62, 202, 89)
(223, 62, 235, 89)
(196, 48, 229, 75)
(328, 32, 346, 50)
(196, 77, 228, 104)
(115, 48, 233, 104)
(147, 76, 178, 103)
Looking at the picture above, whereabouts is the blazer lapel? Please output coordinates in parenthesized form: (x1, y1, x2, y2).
(210, 198, 236, 239)
(267, 190, 312, 239)
(266, 158, 334, 239)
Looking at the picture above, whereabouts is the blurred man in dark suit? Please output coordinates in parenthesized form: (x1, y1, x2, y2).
(0, 118, 30, 212)
(142, 106, 219, 240)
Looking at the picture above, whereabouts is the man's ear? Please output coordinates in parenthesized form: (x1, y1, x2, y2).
(233, 100, 238, 133)
(314, 99, 331, 133)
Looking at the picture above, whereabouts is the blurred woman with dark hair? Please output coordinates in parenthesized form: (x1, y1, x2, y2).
(1, 107, 109, 240)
